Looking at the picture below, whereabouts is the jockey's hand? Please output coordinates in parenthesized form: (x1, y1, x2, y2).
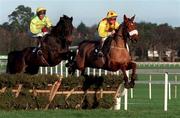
(112, 30, 116, 34)
(108, 30, 115, 36)
(48, 26, 53, 31)
(42, 27, 48, 33)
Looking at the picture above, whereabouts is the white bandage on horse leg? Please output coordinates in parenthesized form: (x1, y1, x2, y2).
(102, 37, 107, 41)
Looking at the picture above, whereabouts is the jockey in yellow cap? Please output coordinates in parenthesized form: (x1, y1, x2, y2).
(96, 10, 120, 56)
(30, 7, 52, 53)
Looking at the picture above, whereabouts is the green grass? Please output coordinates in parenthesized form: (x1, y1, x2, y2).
(127, 84, 180, 117)
(137, 74, 180, 81)
(137, 63, 180, 69)
(0, 107, 179, 118)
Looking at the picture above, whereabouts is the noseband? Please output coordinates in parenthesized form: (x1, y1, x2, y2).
(129, 30, 138, 36)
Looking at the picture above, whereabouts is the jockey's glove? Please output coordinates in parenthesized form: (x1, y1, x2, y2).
(108, 30, 115, 36)
(42, 27, 48, 33)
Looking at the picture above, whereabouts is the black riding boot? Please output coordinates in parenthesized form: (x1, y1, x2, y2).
(32, 38, 42, 54)
(97, 40, 104, 57)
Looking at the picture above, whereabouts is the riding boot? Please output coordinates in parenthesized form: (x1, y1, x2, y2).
(97, 40, 104, 57)
(32, 37, 42, 53)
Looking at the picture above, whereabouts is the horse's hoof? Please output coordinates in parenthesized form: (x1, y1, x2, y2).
(124, 83, 130, 89)
(129, 81, 135, 88)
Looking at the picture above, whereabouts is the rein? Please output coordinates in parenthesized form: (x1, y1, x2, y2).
(110, 46, 125, 50)
(110, 22, 128, 50)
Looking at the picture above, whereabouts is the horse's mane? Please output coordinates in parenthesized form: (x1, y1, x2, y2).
(44, 15, 73, 49)
(50, 15, 73, 36)
(50, 18, 64, 37)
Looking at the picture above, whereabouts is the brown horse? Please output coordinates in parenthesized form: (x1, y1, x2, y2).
(6, 15, 74, 74)
(68, 15, 139, 88)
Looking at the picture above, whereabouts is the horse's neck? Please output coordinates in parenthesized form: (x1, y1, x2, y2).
(49, 26, 69, 49)
(51, 24, 63, 37)
(113, 25, 126, 48)
(42, 35, 68, 51)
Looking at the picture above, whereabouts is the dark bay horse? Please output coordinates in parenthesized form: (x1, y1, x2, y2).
(6, 15, 74, 74)
(68, 15, 139, 88)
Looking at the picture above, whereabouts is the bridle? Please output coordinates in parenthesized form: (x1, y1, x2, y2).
(123, 21, 138, 41)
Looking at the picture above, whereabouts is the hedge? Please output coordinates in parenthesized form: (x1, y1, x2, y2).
(0, 73, 123, 110)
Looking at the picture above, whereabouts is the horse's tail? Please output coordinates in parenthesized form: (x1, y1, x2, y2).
(6, 51, 24, 74)
(6, 55, 10, 73)
(6, 52, 14, 73)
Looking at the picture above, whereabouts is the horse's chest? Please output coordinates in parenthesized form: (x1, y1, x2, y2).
(90, 57, 105, 68)
(109, 49, 130, 61)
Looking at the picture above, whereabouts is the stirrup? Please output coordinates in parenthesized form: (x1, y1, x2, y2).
(98, 51, 104, 57)
(37, 49, 43, 55)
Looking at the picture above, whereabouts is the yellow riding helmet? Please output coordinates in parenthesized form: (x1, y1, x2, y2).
(36, 7, 46, 14)
(107, 10, 118, 18)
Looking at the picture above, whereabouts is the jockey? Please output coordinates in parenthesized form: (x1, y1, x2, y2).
(97, 10, 120, 56)
(30, 7, 52, 52)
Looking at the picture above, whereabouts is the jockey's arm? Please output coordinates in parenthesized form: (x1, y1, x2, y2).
(108, 22, 120, 36)
(45, 16, 52, 28)
(30, 20, 41, 34)
(98, 22, 109, 38)
(115, 21, 120, 29)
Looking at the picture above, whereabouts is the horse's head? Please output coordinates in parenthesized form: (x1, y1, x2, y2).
(52, 15, 74, 43)
(123, 15, 139, 42)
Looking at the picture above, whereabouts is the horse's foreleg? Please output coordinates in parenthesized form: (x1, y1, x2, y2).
(121, 67, 130, 89)
(127, 62, 137, 88)
(81, 69, 86, 76)
(25, 65, 40, 75)
(65, 51, 78, 75)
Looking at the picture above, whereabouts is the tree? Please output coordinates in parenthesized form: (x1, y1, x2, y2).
(0, 28, 12, 54)
(0, 5, 35, 53)
(8, 5, 34, 32)
(77, 22, 89, 39)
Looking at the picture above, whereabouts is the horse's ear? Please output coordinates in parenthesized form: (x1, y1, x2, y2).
(70, 17, 73, 21)
(124, 14, 127, 20)
(131, 15, 135, 21)
(63, 14, 67, 18)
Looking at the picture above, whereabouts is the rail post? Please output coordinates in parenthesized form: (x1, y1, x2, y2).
(164, 72, 168, 111)
(149, 74, 152, 100)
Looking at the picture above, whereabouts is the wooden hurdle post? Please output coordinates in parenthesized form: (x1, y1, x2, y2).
(15, 84, 23, 98)
(0, 87, 7, 93)
(45, 75, 63, 110)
